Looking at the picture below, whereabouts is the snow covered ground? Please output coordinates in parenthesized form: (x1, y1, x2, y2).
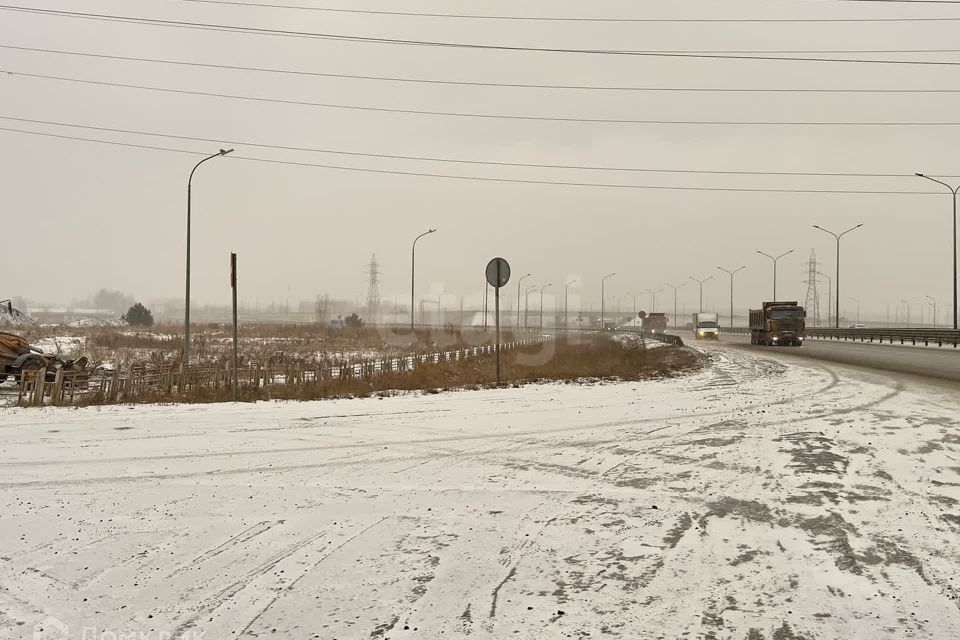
(1, 343, 959, 639)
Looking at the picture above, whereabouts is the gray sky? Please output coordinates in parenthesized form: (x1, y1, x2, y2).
(3, 0, 960, 322)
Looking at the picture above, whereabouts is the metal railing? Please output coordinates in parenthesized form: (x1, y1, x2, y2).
(805, 327, 960, 347)
(681, 326, 959, 348)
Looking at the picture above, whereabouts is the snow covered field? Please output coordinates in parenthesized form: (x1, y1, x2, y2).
(1, 343, 959, 639)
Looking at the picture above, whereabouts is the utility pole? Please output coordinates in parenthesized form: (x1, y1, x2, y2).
(230, 252, 238, 402)
(756, 249, 795, 301)
(716, 266, 746, 327)
(813, 224, 863, 329)
(665, 282, 685, 328)
(689, 276, 713, 313)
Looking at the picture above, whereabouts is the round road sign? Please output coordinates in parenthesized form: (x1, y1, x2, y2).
(638, 311, 648, 319)
(485, 257, 511, 288)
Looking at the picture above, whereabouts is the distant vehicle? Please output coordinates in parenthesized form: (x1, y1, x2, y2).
(692, 312, 720, 340)
(850, 323, 867, 329)
(749, 301, 806, 346)
(644, 312, 668, 334)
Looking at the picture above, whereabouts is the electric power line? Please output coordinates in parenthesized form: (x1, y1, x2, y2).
(4, 5, 960, 66)
(0, 120, 952, 193)
(8, 70, 960, 126)
(7, 45, 960, 93)
(173, 0, 960, 22)
(0, 114, 953, 178)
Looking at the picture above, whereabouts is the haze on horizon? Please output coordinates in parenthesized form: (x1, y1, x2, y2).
(3, 0, 960, 324)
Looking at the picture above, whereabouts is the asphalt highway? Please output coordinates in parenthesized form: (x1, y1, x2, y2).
(707, 333, 960, 385)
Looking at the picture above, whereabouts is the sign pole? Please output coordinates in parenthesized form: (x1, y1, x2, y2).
(485, 257, 511, 387)
(495, 264, 501, 385)
(231, 252, 239, 402)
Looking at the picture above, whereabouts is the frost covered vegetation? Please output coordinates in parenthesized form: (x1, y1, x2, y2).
(78, 333, 700, 405)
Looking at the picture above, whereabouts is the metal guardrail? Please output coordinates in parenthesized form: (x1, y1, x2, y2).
(805, 327, 960, 347)
(614, 327, 685, 347)
(683, 326, 959, 348)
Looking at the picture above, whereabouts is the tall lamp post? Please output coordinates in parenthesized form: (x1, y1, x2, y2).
(665, 282, 686, 328)
(516, 273, 532, 328)
(564, 279, 577, 332)
(184, 148, 233, 367)
(716, 265, 746, 327)
(645, 288, 662, 314)
(816, 271, 832, 327)
(915, 174, 959, 329)
(410, 228, 437, 332)
(689, 275, 713, 313)
(524, 284, 537, 329)
(901, 298, 911, 326)
(927, 295, 937, 327)
(755, 249, 795, 301)
(539, 283, 552, 331)
(600, 272, 616, 330)
(813, 224, 862, 329)
(849, 296, 860, 324)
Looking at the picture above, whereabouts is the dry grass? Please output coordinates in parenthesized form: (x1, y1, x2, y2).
(83, 334, 701, 406)
(15, 323, 527, 370)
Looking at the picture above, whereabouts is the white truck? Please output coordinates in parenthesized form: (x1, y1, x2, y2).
(691, 312, 720, 340)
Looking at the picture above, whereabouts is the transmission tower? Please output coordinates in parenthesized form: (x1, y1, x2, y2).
(366, 254, 381, 321)
(803, 249, 821, 326)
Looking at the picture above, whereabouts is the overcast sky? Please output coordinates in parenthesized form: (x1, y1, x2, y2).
(3, 0, 960, 322)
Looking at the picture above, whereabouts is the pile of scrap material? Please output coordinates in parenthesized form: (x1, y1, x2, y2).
(0, 300, 34, 327)
(0, 331, 88, 382)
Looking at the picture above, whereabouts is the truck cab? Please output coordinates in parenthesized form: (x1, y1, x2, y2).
(749, 302, 806, 346)
(692, 312, 720, 340)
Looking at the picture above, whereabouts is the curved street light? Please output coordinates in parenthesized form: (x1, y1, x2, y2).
(184, 148, 233, 367)
(915, 173, 959, 329)
(600, 272, 616, 330)
(813, 224, 862, 328)
(717, 266, 746, 328)
(755, 249, 795, 302)
(516, 273, 532, 328)
(689, 275, 713, 313)
(539, 283, 553, 331)
(411, 229, 437, 332)
(665, 282, 686, 328)
(564, 279, 578, 332)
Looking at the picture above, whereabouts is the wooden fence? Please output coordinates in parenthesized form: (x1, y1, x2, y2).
(16, 338, 546, 407)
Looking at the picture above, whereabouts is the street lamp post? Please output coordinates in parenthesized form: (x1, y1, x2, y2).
(184, 148, 233, 367)
(665, 282, 686, 328)
(626, 292, 638, 318)
(915, 174, 959, 329)
(410, 229, 437, 332)
(927, 295, 937, 327)
(601, 272, 616, 330)
(645, 288, 662, 314)
(755, 249, 795, 302)
(516, 273, 532, 328)
(816, 271, 832, 328)
(525, 285, 537, 329)
(812, 224, 863, 329)
(689, 276, 713, 313)
(901, 299, 911, 326)
(849, 297, 860, 324)
(565, 279, 577, 332)
(539, 284, 552, 331)
(717, 265, 746, 327)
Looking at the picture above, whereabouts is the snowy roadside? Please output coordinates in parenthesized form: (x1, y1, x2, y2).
(0, 345, 958, 639)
